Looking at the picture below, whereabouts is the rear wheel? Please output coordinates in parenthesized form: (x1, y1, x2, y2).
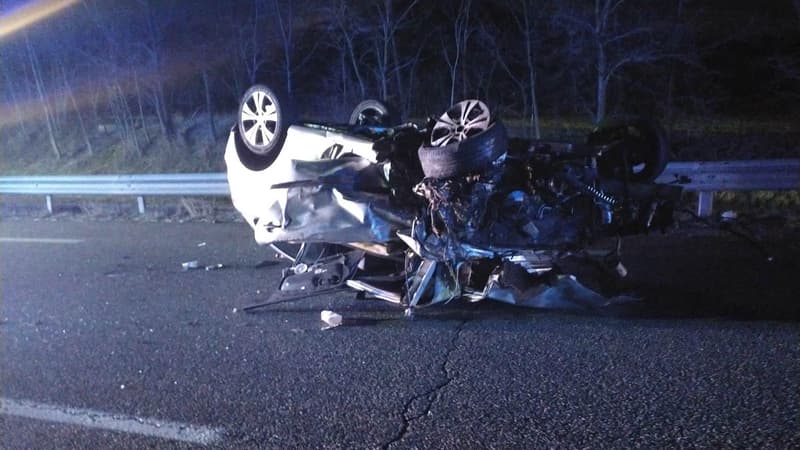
(417, 100, 507, 179)
(348, 99, 397, 126)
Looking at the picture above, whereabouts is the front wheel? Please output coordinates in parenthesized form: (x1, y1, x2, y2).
(237, 84, 289, 162)
(588, 117, 669, 183)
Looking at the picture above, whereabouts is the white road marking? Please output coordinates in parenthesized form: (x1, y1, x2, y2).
(0, 397, 224, 445)
(0, 237, 83, 244)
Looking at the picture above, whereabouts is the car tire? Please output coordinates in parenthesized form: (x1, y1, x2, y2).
(236, 84, 290, 170)
(348, 99, 398, 126)
(588, 117, 669, 183)
(418, 100, 507, 179)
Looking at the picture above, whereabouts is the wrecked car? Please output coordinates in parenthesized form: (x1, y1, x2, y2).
(225, 84, 681, 314)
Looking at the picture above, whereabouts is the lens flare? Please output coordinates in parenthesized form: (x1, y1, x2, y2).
(0, 0, 79, 39)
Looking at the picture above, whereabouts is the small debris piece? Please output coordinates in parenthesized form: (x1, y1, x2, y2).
(320, 310, 342, 329)
(522, 222, 540, 239)
(205, 263, 224, 271)
(255, 260, 280, 269)
(615, 262, 628, 278)
(197, 242, 207, 247)
(181, 260, 200, 270)
(720, 210, 737, 222)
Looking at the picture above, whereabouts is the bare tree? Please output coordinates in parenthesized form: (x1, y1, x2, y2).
(766, 0, 800, 100)
(272, 0, 296, 96)
(202, 69, 217, 142)
(329, 0, 369, 100)
(504, 0, 545, 137)
(58, 64, 93, 155)
(24, 33, 61, 159)
(371, 0, 419, 101)
(132, 69, 151, 144)
(137, 0, 175, 139)
(556, 0, 673, 123)
(0, 50, 30, 138)
(220, 0, 269, 103)
(441, 0, 473, 106)
(271, 0, 323, 98)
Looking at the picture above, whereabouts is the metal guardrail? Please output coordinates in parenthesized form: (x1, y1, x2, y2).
(654, 159, 800, 216)
(1, 160, 798, 216)
(0, 173, 230, 195)
(0, 173, 229, 214)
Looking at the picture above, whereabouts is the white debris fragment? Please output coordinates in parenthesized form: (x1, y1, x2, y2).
(721, 210, 737, 221)
(320, 310, 342, 329)
(197, 242, 207, 247)
(615, 262, 628, 278)
(181, 261, 200, 270)
(205, 263, 224, 271)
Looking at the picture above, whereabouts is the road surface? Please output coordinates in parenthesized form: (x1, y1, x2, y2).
(1, 219, 798, 448)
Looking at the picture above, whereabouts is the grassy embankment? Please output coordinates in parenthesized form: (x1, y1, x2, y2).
(1, 113, 798, 218)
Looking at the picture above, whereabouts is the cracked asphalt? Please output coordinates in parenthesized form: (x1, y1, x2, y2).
(1, 219, 799, 449)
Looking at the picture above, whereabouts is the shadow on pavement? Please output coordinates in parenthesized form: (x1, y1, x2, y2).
(241, 229, 800, 323)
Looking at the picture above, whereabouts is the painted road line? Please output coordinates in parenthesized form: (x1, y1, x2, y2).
(0, 397, 224, 445)
(0, 237, 83, 244)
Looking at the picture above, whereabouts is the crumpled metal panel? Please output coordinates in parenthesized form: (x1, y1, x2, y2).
(481, 273, 638, 310)
(225, 125, 404, 245)
(266, 158, 409, 244)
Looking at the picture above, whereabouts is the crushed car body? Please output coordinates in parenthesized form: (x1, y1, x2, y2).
(225, 84, 682, 313)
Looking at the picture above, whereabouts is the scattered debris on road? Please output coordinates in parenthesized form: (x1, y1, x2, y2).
(320, 310, 342, 330)
(182, 261, 225, 271)
(181, 260, 200, 270)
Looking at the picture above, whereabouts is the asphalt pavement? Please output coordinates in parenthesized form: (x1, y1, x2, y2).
(0, 218, 798, 449)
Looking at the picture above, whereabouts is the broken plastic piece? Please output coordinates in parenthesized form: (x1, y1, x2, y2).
(720, 210, 737, 222)
(205, 264, 224, 271)
(197, 242, 207, 247)
(615, 262, 628, 278)
(181, 260, 200, 270)
(320, 310, 342, 329)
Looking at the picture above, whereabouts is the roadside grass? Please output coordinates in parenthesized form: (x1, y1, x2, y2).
(3, 113, 798, 175)
(714, 191, 800, 219)
(1, 112, 797, 217)
(504, 115, 800, 137)
(0, 112, 234, 175)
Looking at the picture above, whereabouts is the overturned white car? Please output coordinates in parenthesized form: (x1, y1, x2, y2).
(225, 84, 681, 314)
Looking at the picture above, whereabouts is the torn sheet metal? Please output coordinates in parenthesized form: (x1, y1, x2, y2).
(225, 125, 387, 246)
(245, 154, 409, 245)
(480, 271, 637, 310)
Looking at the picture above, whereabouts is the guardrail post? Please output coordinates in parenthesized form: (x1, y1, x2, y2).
(137, 196, 146, 214)
(45, 195, 53, 214)
(697, 191, 713, 217)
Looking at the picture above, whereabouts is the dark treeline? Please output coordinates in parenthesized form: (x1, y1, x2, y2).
(1, 0, 798, 160)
